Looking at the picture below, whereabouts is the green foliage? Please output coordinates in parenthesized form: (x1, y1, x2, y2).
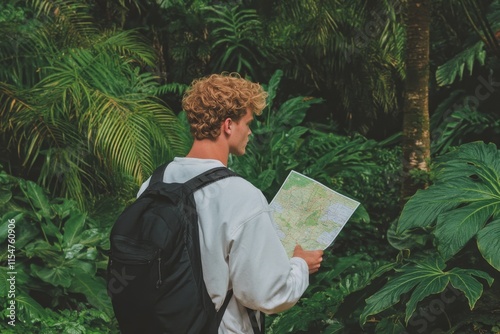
(431, 90, 500, 155)
(431, 0, 500, 155)
(360, 256, 493, 325)
(361, 142, 500, 331)
(436, 40, 487, 86)
(0, 0, 30, 23)
(0, 167, 114, 325)
(397, 142, 500, 266)
(155, 0, 212, 82)
(0, 0, 188, 208)
(260, 0, 406, 133)
(206, 5, 264, 78)
(433, 0, 500, 85)
(268, 252, 394, 333)
(0, 303, 118, 333)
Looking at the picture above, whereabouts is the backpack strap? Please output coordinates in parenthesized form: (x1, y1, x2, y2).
(216, 289, 233, 327)
(149, 165, 238, 191)
(247, 308, 265, 334)
(150, 162, 169, 184)
(184, 167, 239, 194)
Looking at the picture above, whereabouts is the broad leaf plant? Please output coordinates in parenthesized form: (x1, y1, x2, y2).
(360, 141, 499, 327)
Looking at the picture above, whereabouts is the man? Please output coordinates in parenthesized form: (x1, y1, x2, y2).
(138, 73, 323, 333)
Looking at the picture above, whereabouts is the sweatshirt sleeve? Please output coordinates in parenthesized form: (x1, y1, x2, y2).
(228, 209, 309, 314)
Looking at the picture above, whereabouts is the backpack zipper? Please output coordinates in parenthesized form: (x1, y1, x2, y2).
(156, 255, 162, 288)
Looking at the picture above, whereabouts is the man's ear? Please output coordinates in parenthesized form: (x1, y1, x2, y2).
(222, 118, 233, 135)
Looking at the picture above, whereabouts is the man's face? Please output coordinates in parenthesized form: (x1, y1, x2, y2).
(228, 109, 253, 156)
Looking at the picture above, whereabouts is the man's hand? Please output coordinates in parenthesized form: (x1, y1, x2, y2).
(292, 244, 324, 274)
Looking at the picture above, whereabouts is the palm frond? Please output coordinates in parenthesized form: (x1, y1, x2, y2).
(153, 83, 189, 97)
(436, 40, 486, 86)
(206, 5, 263, 76)
(94, 29, 157, 67)
(30, 0, 98, 38)
(1, 0, 186, 209)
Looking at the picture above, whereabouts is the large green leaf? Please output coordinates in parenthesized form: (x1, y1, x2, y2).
(77, 228, 107, 247)
(0, 212, 39, 249)
(256, 169, 276, 192)
(0, 267, 8, 297)
(30, 263, 73, 288)
(15, 291, 47, 322)
(63, 211, 86, 247)
(477, 219, 500, 271)
(0, 188, 11, 206)
(397, 142, 500, 263)
(435, 142, 500, 182)
(263, 70, 283, 112)
(24, 240, 62, 264)
(448, 267, 494, 309)
(69, 270, 113, 315)
(275, 97, 321, 127)
(397, 178, 488, 232)
(18, 180, 52, 220)
(359, 256, 493, 326)
(0, 212, 24, 243)
(435, 200, 495, 260)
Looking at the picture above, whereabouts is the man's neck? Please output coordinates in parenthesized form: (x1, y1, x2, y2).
(186, 139, 229, 166)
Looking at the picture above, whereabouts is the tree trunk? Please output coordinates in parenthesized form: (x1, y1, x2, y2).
(401, 0, 431, 202)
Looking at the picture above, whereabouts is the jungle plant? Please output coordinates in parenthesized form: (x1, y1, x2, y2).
(360, 141, 500, 332)
(431, 0, 500, 155)
(205, 5, 265, 79)
(0, 167, 115, 328)
(257, 0, 406, 134)
(0, 302, 117, 334)
(0, 0, 187, 208)
(267, 252, 395, 333)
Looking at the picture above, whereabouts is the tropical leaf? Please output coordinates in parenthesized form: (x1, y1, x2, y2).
(1, 213, 39, 249)
(0, 212, 25, 244)
(262, 69, 283, 113)
(435, 40, 486, 86)
(206, 5, 263, 77)
(360, 256, 493, 325)
(15, 292, 47, 321)
(448, 267, 494, 309)
(69, 270, 113, 315)
(31, 263, 73, 288)
(398, 142, 500, 262)
(18, 180, 51, 219)
(24, 240, 62, 263)
(62, 212, 86, 247)
(323, 321, 344, 334)
(255, 169, 276, 192)
(0, 0, 184, 209)
(435, 200, 495, 260)
(431, 91, 499, 155)
(274, 97, 319, 127)
(154, 82, 189, 96)
(477, 219, 500, 271)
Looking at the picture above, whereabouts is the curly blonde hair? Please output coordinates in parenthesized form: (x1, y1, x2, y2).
(182, 73, 268, 140)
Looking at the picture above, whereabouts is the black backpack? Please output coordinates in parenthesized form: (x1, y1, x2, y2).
(107, 164, 238, 334)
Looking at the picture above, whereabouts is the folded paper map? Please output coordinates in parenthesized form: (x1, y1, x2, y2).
(269, 171, 360, 257)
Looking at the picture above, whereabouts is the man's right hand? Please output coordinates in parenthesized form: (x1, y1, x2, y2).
(292, 244, 324, 274)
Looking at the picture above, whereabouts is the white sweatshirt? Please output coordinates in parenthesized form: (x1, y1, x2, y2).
(137, 157, 309, 333)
